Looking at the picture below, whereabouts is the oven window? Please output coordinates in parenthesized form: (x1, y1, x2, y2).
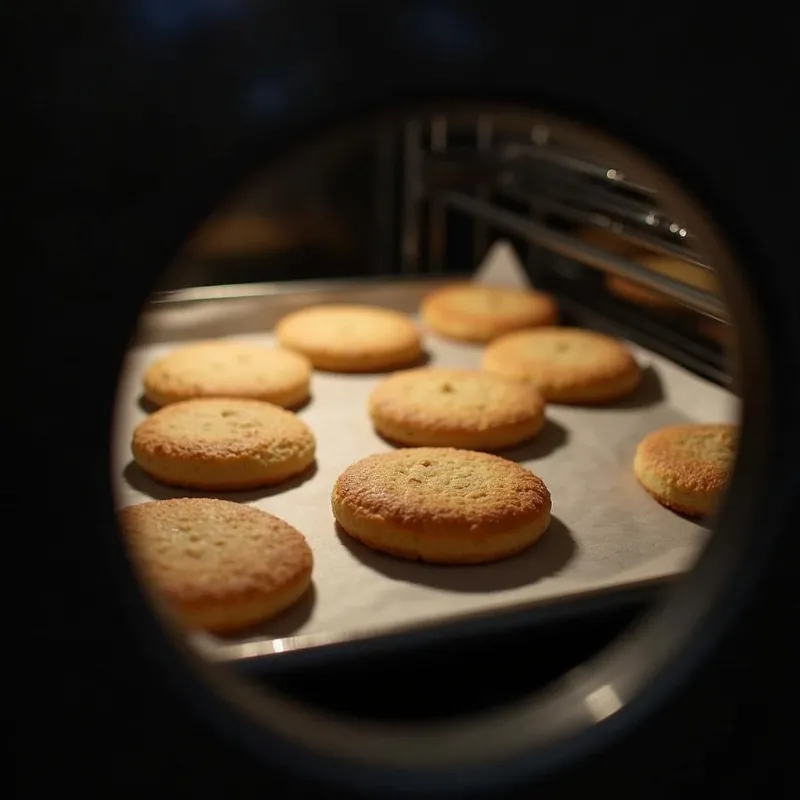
(110, 107, 751, 771)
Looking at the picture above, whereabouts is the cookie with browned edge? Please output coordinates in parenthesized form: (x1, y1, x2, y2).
(633, 423, 737, 518)
(275, 304, 423, 372)
(605, 275, 681, 310)
(332, 448, 551, 564)
(131, 398, 315, 490)
(143, 340, 311, 409)
(368, 367, 546, 450)
(420, 283, 558, 343)
(119, 498, 313, 633)
(605, 252, 718, 311)
(482, 327, 641, 404)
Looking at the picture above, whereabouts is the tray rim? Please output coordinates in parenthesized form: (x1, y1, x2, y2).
(199, 577, 669, 668)
(145, 275, 461, 307)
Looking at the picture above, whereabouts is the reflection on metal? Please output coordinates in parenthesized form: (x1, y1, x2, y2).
(442, 192, 727, 321)
(584, 684, 624, 722)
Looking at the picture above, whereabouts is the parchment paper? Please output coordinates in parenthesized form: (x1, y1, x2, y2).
(113, 241, 737, 658)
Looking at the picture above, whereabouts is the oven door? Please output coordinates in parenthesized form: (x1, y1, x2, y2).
(19, 3, 797, 799)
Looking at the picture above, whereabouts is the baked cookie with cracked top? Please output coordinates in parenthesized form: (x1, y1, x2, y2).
(332, 447, 551, 564)
(275, 304, 423, 373)
(143, 340, 312, 409)
(119, 498, 313, 633)
(131, 398, 316, 490)
(633, 423, 737, 518)
(368, 367, 546, 450)
(420, 283, 558, 343)
(482, 327, 641, 404)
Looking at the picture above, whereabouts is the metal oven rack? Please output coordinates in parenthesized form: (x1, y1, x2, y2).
(398, 115, 733, 387)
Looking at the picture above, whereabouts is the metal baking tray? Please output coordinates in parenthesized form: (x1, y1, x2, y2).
(113, 275, 737, 666)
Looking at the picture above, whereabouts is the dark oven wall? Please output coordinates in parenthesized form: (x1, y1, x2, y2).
(154, 124, 504, 292)
(156, 129, 399, 290)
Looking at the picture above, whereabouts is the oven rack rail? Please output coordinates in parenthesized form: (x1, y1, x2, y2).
(404, 117, 729, 324)
(423, 146, 702, 264)
(440, 191, 726, 322)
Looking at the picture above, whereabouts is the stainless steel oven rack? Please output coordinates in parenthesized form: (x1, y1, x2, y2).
(399, 114, 733, 386)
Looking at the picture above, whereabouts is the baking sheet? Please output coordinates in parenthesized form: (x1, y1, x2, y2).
(113, 242, 738, 662)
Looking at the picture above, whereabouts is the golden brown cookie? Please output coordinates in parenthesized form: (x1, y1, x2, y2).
(275, 304, 423, 372)
(578, 227, 641, 256)
(482, 327, 641, 404)
(638, 253, 719, 294)
(143, 340, 312, 409)
(368, 368, 546, 450)
(119, 498, 313, 633)
(578, 229, 715, 310)
(578, 228, 678, 308)
(633, 424, 737, 518)
(332, 448, 551, 564)
(131, 398, 316, 490)
(605, 275, 681, 310)
(420, 283, 559, 343)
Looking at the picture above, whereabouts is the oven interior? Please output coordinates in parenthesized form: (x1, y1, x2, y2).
(127, 110, 735, 721)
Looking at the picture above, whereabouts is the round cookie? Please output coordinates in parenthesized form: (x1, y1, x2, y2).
(604, 254, 718, 312)
(605, 275, 681, 310)
(639, 253, 719, 294)
(578, 227, 641, 256)
(633, 423, 737, 518)
(482, 327, 641, 404)
(368, 367, 546, 450)
(578, 229, 678, 308)
(420, 283, 559, 343)
(332, 448, 551, 564)
(143, 340, 312, 409)
(275, 304, 423, 373)
(131, 398, 316, 490)
(119, 498, 313, 633)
